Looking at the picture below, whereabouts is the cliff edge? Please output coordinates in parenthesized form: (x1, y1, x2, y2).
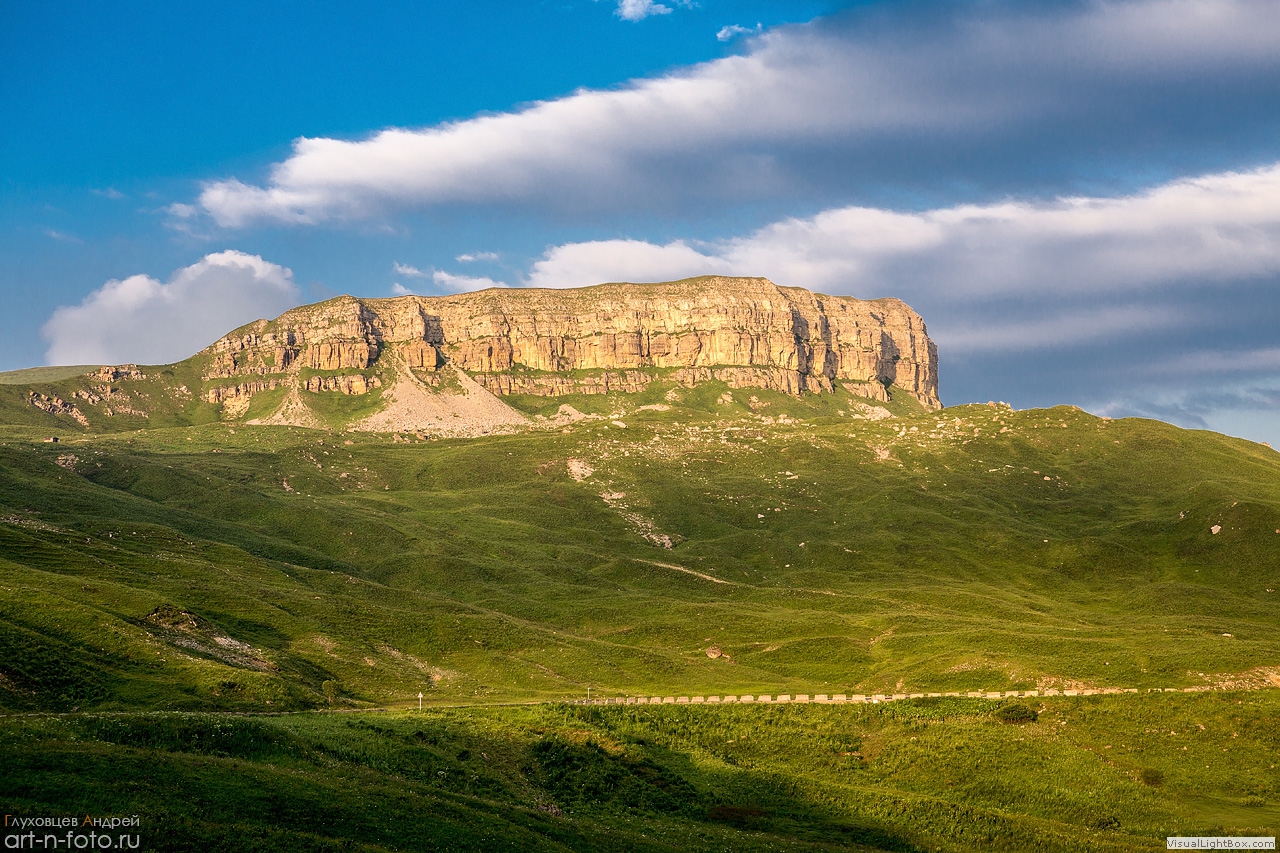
(12, 277, 940, 434)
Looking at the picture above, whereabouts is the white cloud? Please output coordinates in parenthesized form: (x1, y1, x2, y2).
(525, 162, 1280, 306)
(196, 0, 1280, 226)
(716, 23, 761, 42)
(431, 270, 507, 293)
(393, 262, 429, 277)
(455, 252, 499, 263)
(513, 159, 1280, 442)
(615, 0, 672, 22)
(526, 239, 730, 289)
(391, 282, 414, 296)
(42, 251, 301, 366)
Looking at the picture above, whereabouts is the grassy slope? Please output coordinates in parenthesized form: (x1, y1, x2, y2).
(1, 693, 1275, 851)
(0, 365, 102, 385)
(1, 381, 1277, 850)
(0, 382, 1276, 712)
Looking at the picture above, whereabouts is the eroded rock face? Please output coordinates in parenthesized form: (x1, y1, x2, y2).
(27, 391, 90, 427)
(203, 277, 940, 408)
(304, 374, 381, 395)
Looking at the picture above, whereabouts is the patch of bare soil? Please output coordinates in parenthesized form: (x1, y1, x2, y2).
(1194, 666, 1280, 690)
(566, 458, 594, 481)
(355, 365, 527, 436)
(537, 404, 602, 427)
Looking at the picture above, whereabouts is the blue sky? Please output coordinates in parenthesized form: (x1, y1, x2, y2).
(3, 0, 1279, 445)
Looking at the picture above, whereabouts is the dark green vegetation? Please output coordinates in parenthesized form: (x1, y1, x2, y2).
(3, 694, 1276, 851)
(2, 374, 1278, 849)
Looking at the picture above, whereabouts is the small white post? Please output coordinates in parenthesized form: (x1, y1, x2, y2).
(418, 691, 423, 711)
(587, 686, 592, 702)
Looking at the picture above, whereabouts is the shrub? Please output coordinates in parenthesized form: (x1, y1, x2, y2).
(993, 703, 1037, 724)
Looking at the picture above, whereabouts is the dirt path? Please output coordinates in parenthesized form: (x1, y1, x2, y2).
(635, 558, 737, 585)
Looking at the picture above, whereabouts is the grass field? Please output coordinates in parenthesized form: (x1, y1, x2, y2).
(2, 692, 1275, 851)
(1, 376, 1277, 849)
(0, 365, 101, 385)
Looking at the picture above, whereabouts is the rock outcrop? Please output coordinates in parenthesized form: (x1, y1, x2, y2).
(27, 391, 90, 427)
(203, 277, 940, 418)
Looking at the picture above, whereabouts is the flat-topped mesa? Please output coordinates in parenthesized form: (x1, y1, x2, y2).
(204, 277, 940, 410)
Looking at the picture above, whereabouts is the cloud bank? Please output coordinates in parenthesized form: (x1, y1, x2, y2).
(197, 0, 1280, 226)
(519, 161, 1280, 441)
(42, 251, 301, 366)
(526, 161, 1280, 309)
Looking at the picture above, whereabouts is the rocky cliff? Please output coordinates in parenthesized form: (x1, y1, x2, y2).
(202, 277, 939, 422)
(14, 277, 940, 434)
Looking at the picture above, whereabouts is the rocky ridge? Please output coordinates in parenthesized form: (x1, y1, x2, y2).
(200, 277, 938, 430)
(20, 277, 940, 434)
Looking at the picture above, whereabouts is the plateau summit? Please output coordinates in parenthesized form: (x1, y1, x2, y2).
(11, 277, 940, 435)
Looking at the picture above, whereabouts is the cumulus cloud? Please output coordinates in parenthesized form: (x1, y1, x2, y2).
(716, 23, 761, 42)
(431, 270, 507, 293)
(615, 0, 673, 22)
(526, 161, 1280, 305)
(197, 0, 1280, 226)
(42, 251, 301, 366)
(392, 266, 506, 294)
(520, 161, 1280, 434)
(393, 262, 429, 277)
(527, 239, 730, 289)
(455, 252, 499, 263)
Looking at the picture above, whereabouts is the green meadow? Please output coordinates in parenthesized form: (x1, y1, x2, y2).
(1, 377, 1278, 849)
(2, 694, 1276, 851)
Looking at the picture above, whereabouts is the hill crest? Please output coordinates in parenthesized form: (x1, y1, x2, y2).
(4, 276, 940, 434)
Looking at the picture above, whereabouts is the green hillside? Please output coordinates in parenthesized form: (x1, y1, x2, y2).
(2, 687, 1276, 850)
(0, 365, 102, 385)
(2, 383, 1278, 711)
(1, 379, 1277, 849)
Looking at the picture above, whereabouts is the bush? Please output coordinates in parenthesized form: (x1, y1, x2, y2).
(993, 703, 1037, 724)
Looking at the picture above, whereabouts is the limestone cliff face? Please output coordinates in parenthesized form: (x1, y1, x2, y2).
(204, 277, 940, 411)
